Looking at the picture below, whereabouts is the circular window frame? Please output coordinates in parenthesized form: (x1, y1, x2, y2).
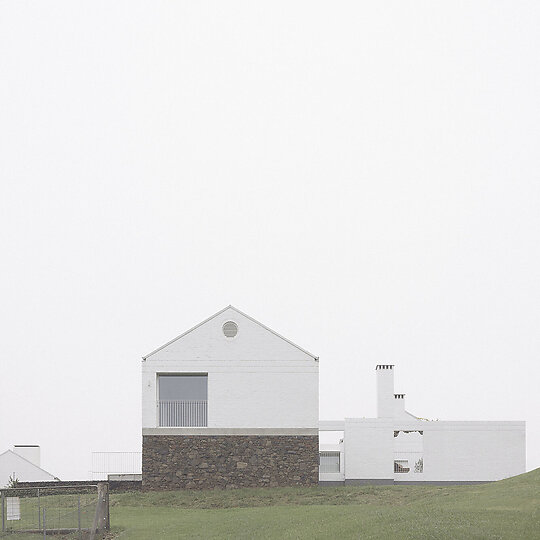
(222, 320, 239, 339)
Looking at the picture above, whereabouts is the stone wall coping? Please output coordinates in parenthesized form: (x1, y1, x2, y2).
(142, 427, 318, 436)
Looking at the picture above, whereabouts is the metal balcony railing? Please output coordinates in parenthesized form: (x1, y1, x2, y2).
(158, 400, 208, 427)
(91, 452, 142, 480)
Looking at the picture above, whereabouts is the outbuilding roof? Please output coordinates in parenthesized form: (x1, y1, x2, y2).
(0, 450, 58, 483)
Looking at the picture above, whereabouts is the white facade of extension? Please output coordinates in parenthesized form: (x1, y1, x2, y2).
(0, 446, 57, 487)
(320, 365, 526, 484)
(142, 305, 319, 435)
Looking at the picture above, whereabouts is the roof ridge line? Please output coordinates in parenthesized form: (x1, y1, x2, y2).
(226, 305, 318, 360)
(143, 306, 231, 359)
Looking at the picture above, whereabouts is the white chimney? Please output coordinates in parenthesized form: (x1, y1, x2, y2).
(394, 393, 406, 417)
(376, 365, 394, 418)
(13, 445, 41, 467)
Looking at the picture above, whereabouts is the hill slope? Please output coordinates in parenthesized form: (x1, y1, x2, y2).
(110, 469, 540, 539)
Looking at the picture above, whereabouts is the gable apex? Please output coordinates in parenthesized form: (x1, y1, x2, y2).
(142, 305, 318, 361)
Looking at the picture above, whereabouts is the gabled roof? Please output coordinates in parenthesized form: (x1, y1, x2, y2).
(143, 305, 318, 360)
(0, 450, 58, 481)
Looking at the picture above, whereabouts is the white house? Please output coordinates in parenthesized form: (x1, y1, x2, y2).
(141, 305, 319, 489)
(319, 365, 526, 485)
(141, 306, 526, 489)
(0, 446, 57, 487)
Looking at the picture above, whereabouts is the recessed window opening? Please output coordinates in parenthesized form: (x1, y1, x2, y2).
(394, 460, 410, 473)
(319, 451, 340, 473)
(158, 374, 208, 427)
(394, 430, 423, 438)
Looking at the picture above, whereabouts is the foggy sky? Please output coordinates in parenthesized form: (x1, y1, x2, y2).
(1, 1, 539, 479)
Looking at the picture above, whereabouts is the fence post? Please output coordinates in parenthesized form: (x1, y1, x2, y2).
(78, 495, 81, 531)
(90, 482, 109, 540)
(105, 483, 110, 530)
(43, 508, 46, 539)
(38, 488, 41, 530)
(1, 491, 5, 532)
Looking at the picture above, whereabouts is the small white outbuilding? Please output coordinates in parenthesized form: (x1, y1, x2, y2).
(0, 446, 57, 487)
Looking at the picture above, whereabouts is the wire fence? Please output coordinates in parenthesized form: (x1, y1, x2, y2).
(0, 484, 109, 539)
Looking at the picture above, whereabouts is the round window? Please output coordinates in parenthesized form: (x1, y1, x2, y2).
(222, 321, 238, 338)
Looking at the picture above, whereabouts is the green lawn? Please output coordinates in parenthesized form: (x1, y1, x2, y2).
(107, 469, 539, 539)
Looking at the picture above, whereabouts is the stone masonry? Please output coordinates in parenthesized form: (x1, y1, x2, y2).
(142, 435, 319, 490)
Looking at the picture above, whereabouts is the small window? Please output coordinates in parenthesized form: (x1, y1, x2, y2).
(223, 321, 238, 338)
(319, 451, 340, 473)
(394, 460, 410, 473)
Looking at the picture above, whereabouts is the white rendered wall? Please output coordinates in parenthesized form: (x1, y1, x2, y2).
(142, 307, 319, 430)
(419, 421, 526, 482)
(389, 419, 525, 482)
(0, 451, 56, 487)
(339, 419, 525, 482)
(343, 419, 394, 480)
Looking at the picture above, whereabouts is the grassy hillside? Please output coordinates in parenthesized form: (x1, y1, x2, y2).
(110, 469, 540, 539)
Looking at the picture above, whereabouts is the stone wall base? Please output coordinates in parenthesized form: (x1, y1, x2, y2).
(142, 435, 319, 490)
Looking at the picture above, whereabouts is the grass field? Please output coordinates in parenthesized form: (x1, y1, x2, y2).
(108, 468, 540, 539)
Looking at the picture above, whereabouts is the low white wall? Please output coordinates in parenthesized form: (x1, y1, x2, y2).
(343, 419, 394, 480)
(338, 419, 526, 483)
(420, 422, 526, 481)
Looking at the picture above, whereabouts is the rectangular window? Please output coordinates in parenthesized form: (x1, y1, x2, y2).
(319, 451, 340, 473)
(159, 374, 207, 401)
(158, 374, 208, 427)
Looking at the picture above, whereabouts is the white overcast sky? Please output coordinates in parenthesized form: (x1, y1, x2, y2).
(1, 1, 539, 480)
